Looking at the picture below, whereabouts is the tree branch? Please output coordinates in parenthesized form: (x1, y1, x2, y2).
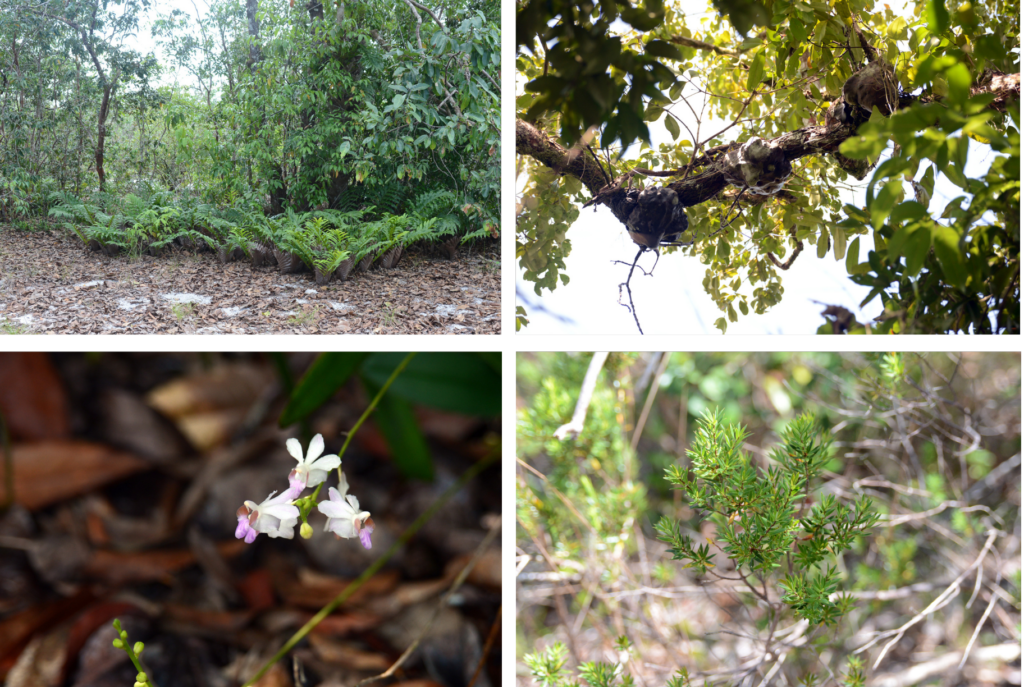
(669, 35, 739, 57)
(516, 70, 1020, 223)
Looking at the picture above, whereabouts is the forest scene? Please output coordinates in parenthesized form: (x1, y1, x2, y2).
(0, 0, 499, 334)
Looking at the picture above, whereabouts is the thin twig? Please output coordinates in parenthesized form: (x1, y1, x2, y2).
(467, 605, 502, 687)
(400, 0, 423, 50)
(355, 516, 501, 687)
(631, 353, 670, 452)
(517, 459, 597, 536)
(959, 588, 1000, 669)
(855, 528, 999, 669)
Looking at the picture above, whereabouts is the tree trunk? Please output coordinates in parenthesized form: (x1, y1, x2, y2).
(94, 80, 118, 192)
(245, 0, 288, 214)
(296, 1, 354, 210)
(245, 0, 261, 70)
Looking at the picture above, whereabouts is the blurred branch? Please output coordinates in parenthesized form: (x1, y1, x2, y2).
(553, 352, 609, 440)
(355, 514, 501, 687)
(0, 410, 10, 511)
(855, 528, 1000, 668)
(867, 642, 1020, 687)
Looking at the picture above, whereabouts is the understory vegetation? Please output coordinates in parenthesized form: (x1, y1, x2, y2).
(0, 0, 498, 285)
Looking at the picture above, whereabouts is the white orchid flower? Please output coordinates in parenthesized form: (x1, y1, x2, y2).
(317, 472, 375, 549)
(286, 434, 341, 496)
(235, 490, 300, 543)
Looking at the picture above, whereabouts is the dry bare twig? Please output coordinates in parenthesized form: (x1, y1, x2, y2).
(855, 528, 1001, 669)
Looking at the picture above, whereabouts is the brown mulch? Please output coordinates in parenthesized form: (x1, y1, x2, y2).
(0, 227, 500, 334)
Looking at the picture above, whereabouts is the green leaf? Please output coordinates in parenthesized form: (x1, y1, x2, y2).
(816, 229, 829, 258)
(360, 353, 500, 416)
(362, 378, 434, 481)
(525, 75, 568, 94)
(788, 18, 807, 44)
(337, 140, 351, 158)
(717, 238, 731, 260)
(833, 226, 847, 260)
(898, 224, 932, 276)
(279, 353, 370, 427)
(925, 0, 950, 34)
(746, 52, 765, 92)
(845, 236, 863, 273)
(931, 225, 967, 289)
(665, 113, 680, 140)
(839, 134, 886, 160)
(890, 201, 928, 224)
(645, 39, 682, 61)
(620, 0, 665, 31)
(870, 181, 902, 230)
(945, 63, 971, 107)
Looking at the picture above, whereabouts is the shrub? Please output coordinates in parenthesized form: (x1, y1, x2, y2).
(655, 410, 877, 627)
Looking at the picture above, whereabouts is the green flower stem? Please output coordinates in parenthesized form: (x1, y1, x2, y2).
(242, 446, 498, 687)
(304, 352, 417, 508)
(111, 619, 158, 687)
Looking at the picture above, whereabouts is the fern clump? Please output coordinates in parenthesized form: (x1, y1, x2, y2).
(408, 189, 461, 243)
(364, 182, 406, 216)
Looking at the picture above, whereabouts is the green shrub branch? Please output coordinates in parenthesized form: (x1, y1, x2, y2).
(655, 409, 878, 628)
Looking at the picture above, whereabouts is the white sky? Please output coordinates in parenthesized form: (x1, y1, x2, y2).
(516, 0, 994, 335)
(110, 0, 225, 90)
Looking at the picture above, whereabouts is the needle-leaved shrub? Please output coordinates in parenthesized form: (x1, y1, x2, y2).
(655, 409, 878, 628)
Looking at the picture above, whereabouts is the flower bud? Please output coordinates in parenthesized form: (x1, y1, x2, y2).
(300, 522, 313, 539)
(135, 682, 147, 687)
(137, 673, 148, 682)
(112, 638, 124, 649)
(134, 641, 145, 655)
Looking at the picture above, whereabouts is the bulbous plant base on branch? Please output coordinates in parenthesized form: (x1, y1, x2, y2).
(623, 185, 690, 250)
(442, 234, 459, 259)
(180, 227, 215, 253)
(356, 254, 374, 273)
(721, 137, 793, 195)
(820, 62, 898, 179)
(378, 245, 403, 269)
(313, 265, 333, 286)
(830, 151, 874, 181)
(842, 60, 898, 121)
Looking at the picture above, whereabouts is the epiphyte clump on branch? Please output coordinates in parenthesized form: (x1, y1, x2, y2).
(721, 137, 792, 195)
(624, 185, 689, 250)
(844, 60, 898, 115)
(830, 61, 898, 126)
